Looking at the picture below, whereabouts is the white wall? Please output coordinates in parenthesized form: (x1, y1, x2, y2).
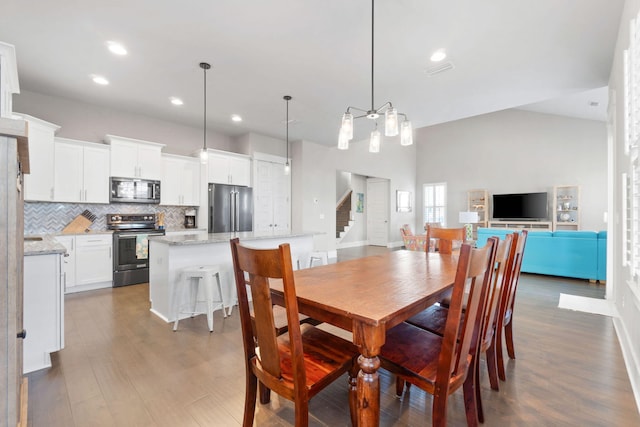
(14, 90, 234, 155)
(609, 0, 640, 410)
(415, 109, 608, 231)
(292, 137, 417, 252)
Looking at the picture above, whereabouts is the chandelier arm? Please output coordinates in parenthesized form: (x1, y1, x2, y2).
(346, 106, 370, 114)
(398, 112, 409, 120)
(374, 101, 393, 114)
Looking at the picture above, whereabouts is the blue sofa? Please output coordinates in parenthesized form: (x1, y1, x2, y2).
(476, 228, 606, 281)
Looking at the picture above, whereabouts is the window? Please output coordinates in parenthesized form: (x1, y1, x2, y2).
(423, 183, 447, 226)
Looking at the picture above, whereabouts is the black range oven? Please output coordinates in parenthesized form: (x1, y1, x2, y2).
(107, 213, 165, 287)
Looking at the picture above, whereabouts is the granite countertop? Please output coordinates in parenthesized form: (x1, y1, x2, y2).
(24, 235, 67, 256)
(24, 231, 114, 256)
(151, 231, 318, 246)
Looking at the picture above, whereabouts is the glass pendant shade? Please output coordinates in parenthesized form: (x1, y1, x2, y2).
(341, 112, 354, 140)
(338, 128, 350, 150)
(284, 162, 290, 175)
(369, 129, 381, 153)
(385, 108, 399, 136)
(200, 148, 208, 163)
(400, 120, 413, 146)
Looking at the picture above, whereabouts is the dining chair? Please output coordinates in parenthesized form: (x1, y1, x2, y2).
(496, 230, 529, 381)
(229, 238, 359, 427)
(379, 239, 497, 427)
(426, 224, 466, 254)
(404, 234, 514, 423)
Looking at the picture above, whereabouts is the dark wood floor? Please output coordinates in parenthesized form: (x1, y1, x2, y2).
(26, 246, 640, 426)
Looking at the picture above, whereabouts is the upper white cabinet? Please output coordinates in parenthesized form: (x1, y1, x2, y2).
(54, 137, 109, 203)
(16, 114, 60, 202)
(105, 134, 164, 180)
(161, 154, 201, 206)
(253, 157, 291, 235)
(207, 149, 251, 186)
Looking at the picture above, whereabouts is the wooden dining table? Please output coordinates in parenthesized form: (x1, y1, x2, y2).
(270, 249, 459, 427)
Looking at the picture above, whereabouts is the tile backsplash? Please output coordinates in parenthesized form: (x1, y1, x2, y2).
(25, 202, 197, 234)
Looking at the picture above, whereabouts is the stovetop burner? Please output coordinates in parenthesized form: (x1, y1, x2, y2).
(107, 213, 157, 231)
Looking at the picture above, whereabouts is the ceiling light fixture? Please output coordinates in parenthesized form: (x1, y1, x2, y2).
(106, 41, 127, 56)
(338, 0, 413, 152)
(430, 49, 446, 62)
(200, 62, 211, 163)
(231, 114, 243, 122)
(170, 97, 183, 106)
(91, 75, 109, 85)
(284, 95, 291, 175)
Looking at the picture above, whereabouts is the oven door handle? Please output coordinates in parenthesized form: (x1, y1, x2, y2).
(118, 233, 165, 238)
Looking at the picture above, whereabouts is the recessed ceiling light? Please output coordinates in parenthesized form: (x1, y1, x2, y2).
(170, 97, 184, 106)
(231, 114, 243, 122)
(106, 41, 127, 56)
(430, 49, 447, 62)
(91, 75, 109, 85)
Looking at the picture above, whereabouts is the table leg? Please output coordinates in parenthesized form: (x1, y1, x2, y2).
(354, 323, 385, 426)
(357, 354, 380, 426)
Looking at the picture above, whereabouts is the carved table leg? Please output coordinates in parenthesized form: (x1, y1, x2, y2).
(357, 354, 380, 426)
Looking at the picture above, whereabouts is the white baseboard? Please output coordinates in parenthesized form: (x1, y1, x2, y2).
(613, 316, 640, 415)
(388, 240, 404, 249)
(336, 240, 369, 249)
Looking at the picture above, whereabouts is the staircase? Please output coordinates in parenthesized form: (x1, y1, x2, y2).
(336, 190, 353, 239)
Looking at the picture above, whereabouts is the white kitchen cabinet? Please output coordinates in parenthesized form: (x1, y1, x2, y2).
(15, 114, 60, 201)
(161, 154, 200, 206)
(55, 234, 113, 293)
(54, 235, 76, 289)
(54, 138, 109, 203)
(207, 150, 251, 186)
(23, 253, 64, 373)
(253, 158, 291, 235)
(106, 134, 165, 180)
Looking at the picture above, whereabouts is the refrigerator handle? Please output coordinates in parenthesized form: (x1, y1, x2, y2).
(229, 191, 235, 232)
(235, 191, 240, 232)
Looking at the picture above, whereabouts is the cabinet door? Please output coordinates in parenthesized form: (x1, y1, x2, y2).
(137, 144, 162, 180)
(83, 145, 110, 203)
(229, 157, 251, 186)
(24, 120, 57, 201)
(208, 153, 230, 184)
(181, 158, 201, 205)
(54, 141, 84, 202)
(110, 140, 139, 178)
(161, 156, 182, 205)
(54, 236, 76, 290)
(75, 236, 113, 285)
(253, 160, 290, 234)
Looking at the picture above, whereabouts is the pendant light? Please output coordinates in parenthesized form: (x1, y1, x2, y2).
(200, 62, 211, 163)
(337, 0, 413, 152)
(284, 95, 291, 175)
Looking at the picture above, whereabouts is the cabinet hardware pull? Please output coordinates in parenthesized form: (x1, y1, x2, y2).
(17, 329, 27, 339)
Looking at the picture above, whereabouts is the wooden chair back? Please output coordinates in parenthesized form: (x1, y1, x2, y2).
(230, 238, 305, 394)
(501, 230, 528, 324)
(480, 234, 514, 348)
(437, 238, 497, 389)
(427, 225, 466, 254)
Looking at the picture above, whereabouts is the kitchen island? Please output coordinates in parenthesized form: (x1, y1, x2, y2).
(148, 231, 316, 323)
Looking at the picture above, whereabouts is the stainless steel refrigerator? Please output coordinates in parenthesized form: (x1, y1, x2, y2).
(208, 183, 254, 233)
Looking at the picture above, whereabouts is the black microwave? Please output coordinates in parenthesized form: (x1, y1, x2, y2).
(110, 177, 161, 204)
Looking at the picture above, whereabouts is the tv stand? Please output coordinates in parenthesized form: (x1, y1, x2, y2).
(487, 220, 552, 231)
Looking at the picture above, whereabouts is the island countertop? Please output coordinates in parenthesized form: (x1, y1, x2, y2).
(151, 231, 318, 246)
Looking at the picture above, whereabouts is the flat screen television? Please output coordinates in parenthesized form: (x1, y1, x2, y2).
(492, 192, 548, 220)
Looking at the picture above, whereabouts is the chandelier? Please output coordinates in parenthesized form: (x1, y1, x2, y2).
(338, 0, 413, 152)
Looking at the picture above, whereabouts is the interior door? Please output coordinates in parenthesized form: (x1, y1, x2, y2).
(367, 178, 390, 246)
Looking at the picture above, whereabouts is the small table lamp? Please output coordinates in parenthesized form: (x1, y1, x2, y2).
(459, 211, 480, 241)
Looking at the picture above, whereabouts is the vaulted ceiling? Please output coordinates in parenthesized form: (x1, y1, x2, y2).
(0, 0, 624, 146)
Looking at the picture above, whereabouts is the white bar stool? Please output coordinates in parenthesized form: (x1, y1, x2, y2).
(173, 265, 227, 332)
(307, 251, 329, 268)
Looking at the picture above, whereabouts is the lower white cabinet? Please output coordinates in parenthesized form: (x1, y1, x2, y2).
(23, 253, 64, 373)
(55, 234, 113, 293)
